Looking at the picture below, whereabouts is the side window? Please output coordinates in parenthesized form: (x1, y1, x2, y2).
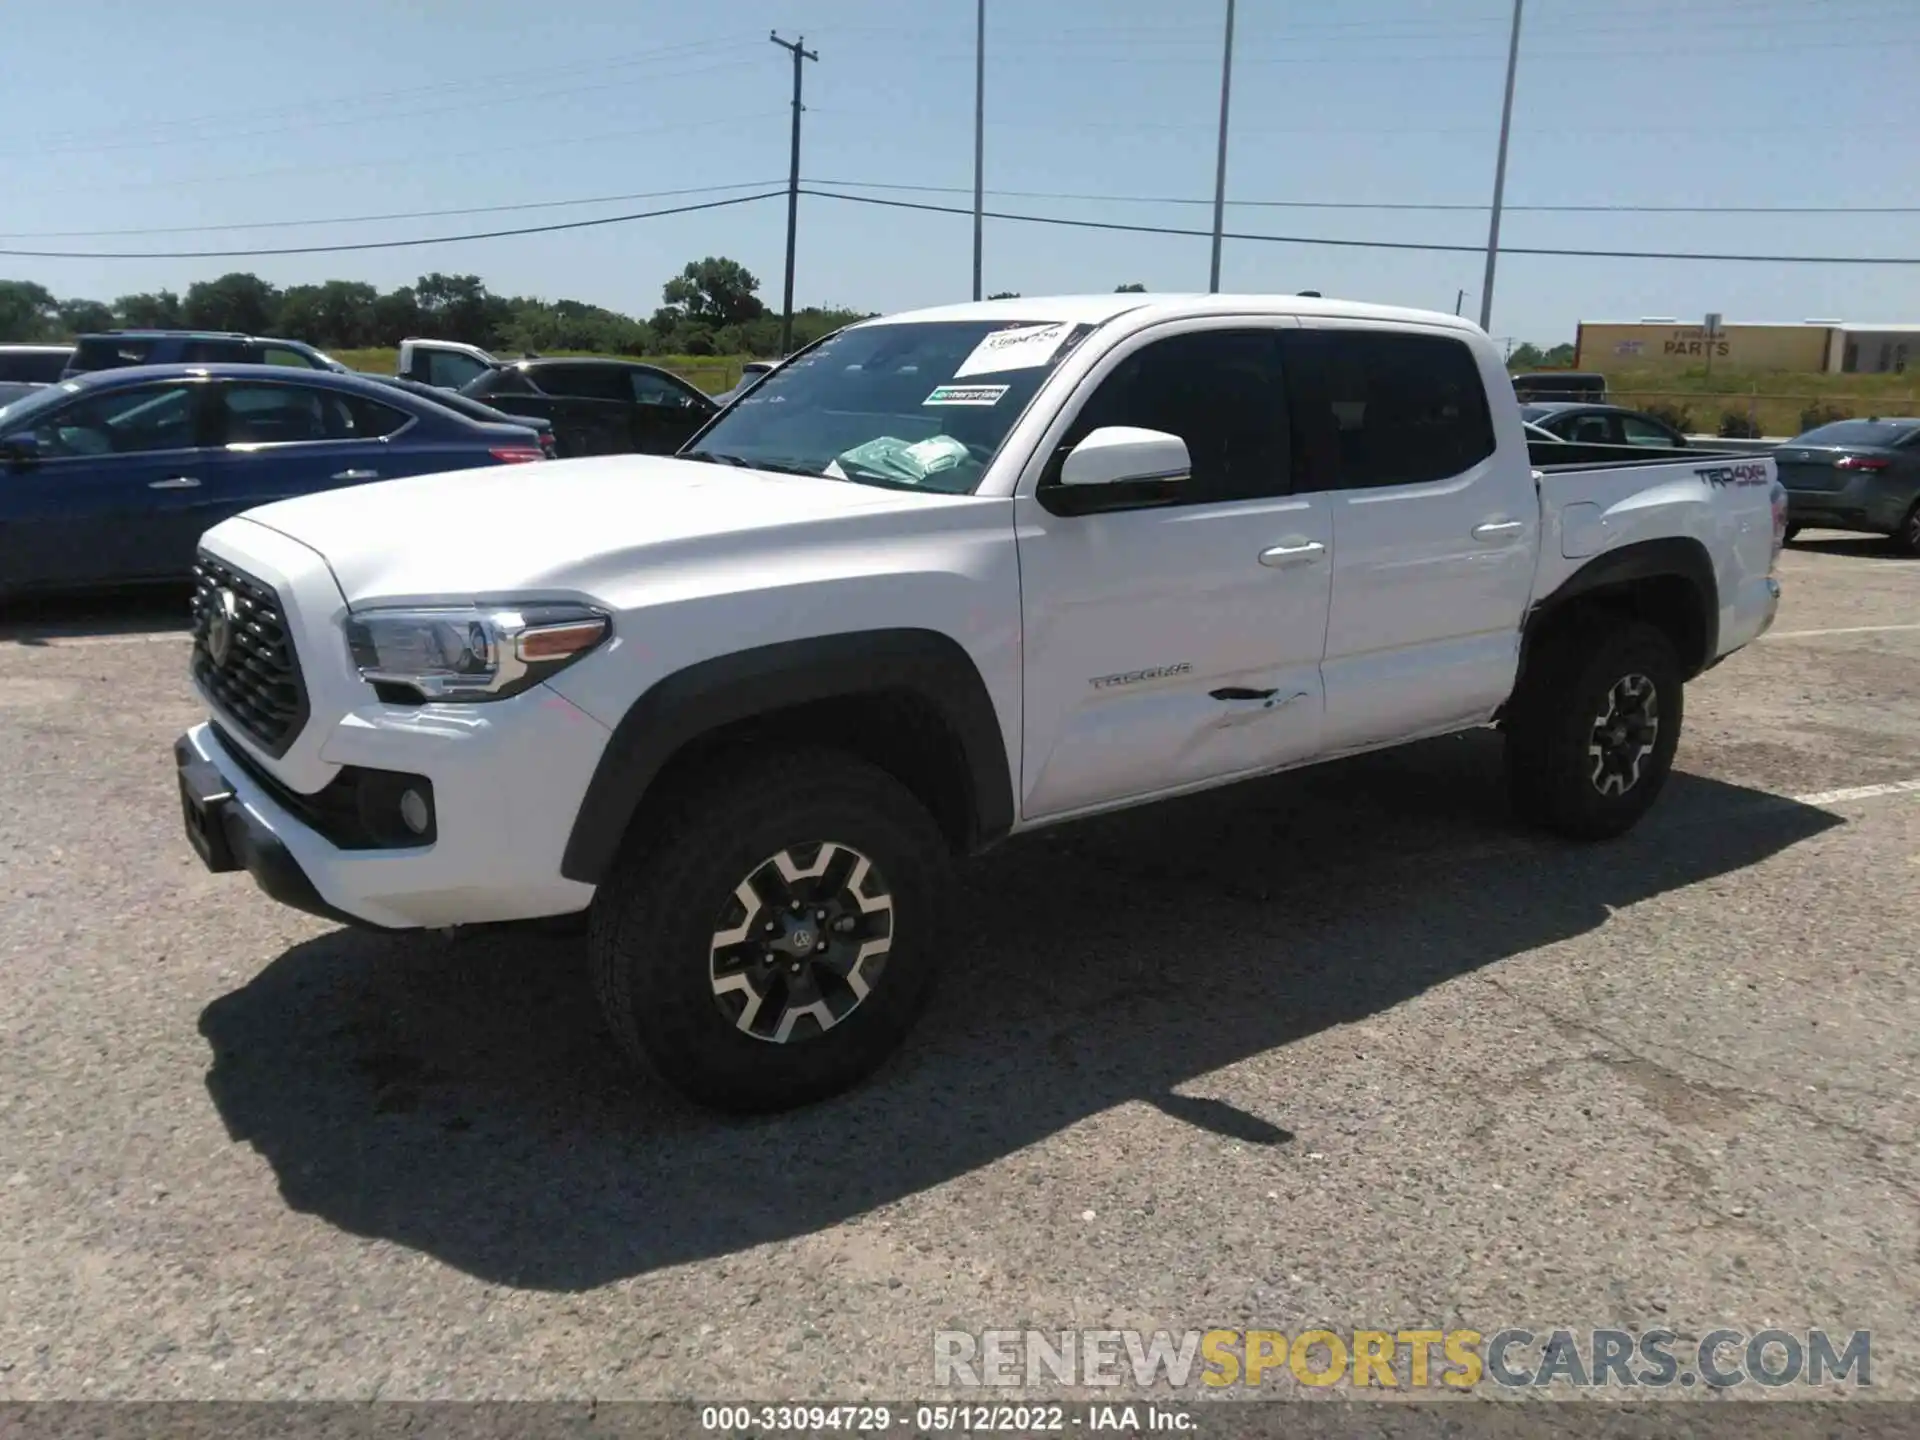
(340, 395, 411, 439)
(535, 364, 633, 402)
(216, 384, 336, 446)
(1284, 329, 1496, 489)
(630, 368, 700, 408)
(428, 351, 491, 390)
(1565, 413, 1618, 445)
(183, 340, 252, 364)
(1620, 414, 1676, 447)
(1057, 329, 1290, 504)
(29, 383, 198, 457)
(259, 345, 318, 369)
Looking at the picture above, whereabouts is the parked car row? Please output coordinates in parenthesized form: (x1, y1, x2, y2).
(0, 364, 552, 596)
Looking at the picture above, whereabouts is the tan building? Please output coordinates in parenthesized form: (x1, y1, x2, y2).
(1573, 319, 1920, 376)
(1577, 320, 1828, 374)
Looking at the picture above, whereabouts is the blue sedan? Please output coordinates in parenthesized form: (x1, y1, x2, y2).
(0, 364, 547, 596)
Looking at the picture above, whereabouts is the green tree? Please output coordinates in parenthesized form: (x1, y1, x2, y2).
(1115, 282, 1147, 293)
(277, 279, 379, 348)
(370, 286, 423, 346)
(183, 272, 280, 334)
(1544, 342, 1576, 367)
(114, 289, 183, 328)
(660, 256, 766, 330)
(1508, 341, 1547, 369)
(0, 280, 58, 341)
(56, 298, 115, 335)
(414, 272, 500, 347)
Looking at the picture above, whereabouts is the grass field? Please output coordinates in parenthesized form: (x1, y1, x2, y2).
(331, 348, 747, 395)
(1533, 366, 1920, 438)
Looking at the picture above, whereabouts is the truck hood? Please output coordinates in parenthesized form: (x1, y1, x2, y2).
(232, 454, 957, 604)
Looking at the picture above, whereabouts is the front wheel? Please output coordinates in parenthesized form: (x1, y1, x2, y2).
(587, 748, 954, 1113)
(1504, 618, 1684, 841)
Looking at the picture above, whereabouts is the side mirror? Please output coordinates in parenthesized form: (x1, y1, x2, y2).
(1059, 426, 1191, 489)
(0, 433, 39, 469)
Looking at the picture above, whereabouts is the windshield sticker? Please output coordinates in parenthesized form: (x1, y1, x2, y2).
(925, 383, 1010, 407)
(953, 323, 1072, 378)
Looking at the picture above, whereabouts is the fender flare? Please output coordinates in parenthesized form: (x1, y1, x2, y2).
(1522, 536, 1721, 678)
(559, 628, 1015, 885)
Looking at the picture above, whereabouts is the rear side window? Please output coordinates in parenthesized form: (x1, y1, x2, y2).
(0, 350, 70, 382)
(534, 364, 631, 402)
(183, 339, 252, 364)
(258, 344, 321, 368)
(341, 395, 411, 438)
(426, 351, 491, 389)
(67, 337, 156, 373)
(216, 383, 345, 445)
(1285, 329, 1496, 489)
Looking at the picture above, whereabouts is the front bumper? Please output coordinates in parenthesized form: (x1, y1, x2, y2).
(175, 691, 607, 929)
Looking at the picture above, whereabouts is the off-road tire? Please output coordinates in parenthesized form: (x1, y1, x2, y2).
(1504, 616, 1684, 841)
(587, 747, 953, 1113)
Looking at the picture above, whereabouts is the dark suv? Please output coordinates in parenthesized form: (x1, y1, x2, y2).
(62, 331, 344, 379)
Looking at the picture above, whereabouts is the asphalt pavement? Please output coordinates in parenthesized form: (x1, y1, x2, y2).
(1, 534, 1916, 1403)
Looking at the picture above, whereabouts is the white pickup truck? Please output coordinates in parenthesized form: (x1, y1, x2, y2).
(174, 294, 1786, 1112)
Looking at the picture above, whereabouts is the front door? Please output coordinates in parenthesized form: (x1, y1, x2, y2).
(0, 378, 215, 588)
(1014, 323, 1333, 821)
(1283, 323, 1539, 751)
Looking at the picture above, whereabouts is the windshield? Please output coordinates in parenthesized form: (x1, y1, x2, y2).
(684, 319, 1095, 493)
(0, 379, 84, 431)
(1795, 419, 1920, 447)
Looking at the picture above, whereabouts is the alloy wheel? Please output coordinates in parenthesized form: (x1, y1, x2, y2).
(1587, 673, 1660, 797)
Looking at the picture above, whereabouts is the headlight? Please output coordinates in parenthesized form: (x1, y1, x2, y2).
(344, 603, 610, 702)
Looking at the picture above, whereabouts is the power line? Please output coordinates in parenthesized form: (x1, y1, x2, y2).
(0, 182, 790, 240)
(805, 178, 1920, 216)
(0, 192, 786, 261)
(799, 187, 1920, 265)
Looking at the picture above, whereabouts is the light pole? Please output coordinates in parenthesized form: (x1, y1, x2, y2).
(1478, 0, 1524, 333)
(972, 0, 985, 301)
(1208, 0, 1236, 293)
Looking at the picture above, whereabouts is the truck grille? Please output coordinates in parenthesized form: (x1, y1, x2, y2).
(190, 552, 308, 756)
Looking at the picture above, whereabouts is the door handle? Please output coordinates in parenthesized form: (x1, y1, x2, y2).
(1210, 686, 1277, 702)
(147, 476, 200, 490)
(1473, 520, 1525, 539)
(331, 468, 380, 481)
(1258, 540, 1326, 567)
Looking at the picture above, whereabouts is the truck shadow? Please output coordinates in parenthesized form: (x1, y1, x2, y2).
(198, 731, 1838, 1292)
(0, 586, 192, 645)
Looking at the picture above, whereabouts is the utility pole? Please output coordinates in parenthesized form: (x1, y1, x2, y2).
(1477, 0, 1524, 333)
(972, 0, 985, 301)
(1208, 0, 1236, 293)
(770, 31, 818, 356)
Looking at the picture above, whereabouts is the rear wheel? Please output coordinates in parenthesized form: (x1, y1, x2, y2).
(1783, 523, 1802, 545)
(587, 748, 953, 1113)
(1894, 501, 1920, 557)
(1505, 617, 1683, 841)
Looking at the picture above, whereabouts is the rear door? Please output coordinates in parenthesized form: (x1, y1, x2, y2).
(1014, 320, 1334, 820)
(198, 379, 396, 518)
(626, 366, 716, 454)
(523, 363, 634, 455)
(0, 378, 216, 586)
(1283, 323, 1538, 750)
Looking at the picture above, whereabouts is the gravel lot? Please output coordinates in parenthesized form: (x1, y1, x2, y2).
(1, 533, 1916, 1403)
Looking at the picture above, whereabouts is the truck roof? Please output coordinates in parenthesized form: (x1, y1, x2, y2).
(866, 293, 1484, 334)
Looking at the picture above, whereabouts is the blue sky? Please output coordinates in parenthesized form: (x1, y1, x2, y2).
(4, 0, 1917, 347)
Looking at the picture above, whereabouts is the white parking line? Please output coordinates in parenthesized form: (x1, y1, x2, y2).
(1762, 623, 1920, 641)
(1792, 777, 1920, 807)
